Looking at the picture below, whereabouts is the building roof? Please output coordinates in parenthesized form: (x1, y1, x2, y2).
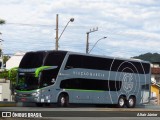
(151, 83, 160, 88)
(6, 52, 25, 70)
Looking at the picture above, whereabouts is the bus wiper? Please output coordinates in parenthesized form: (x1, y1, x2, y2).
(35, 66, 58, 77)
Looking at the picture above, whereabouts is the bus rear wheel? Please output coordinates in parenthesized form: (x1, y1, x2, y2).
(126, 96, 136, 108)
(117, 96, 126, 108)
(57, 94, 69, 107)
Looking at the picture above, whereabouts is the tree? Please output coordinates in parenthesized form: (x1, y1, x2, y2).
(0, 19, 5, 25)
(0, 18, 6, 55)
(3, 55, 10, 65)
(0, 49, 1, 56)
(133, 53, 160, 62)
(0, 18, 5, 60)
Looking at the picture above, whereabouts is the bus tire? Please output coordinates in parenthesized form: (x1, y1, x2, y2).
(36, 103, 44, 107)
(45, 103, 50, 106)
(117, 96, 126, 108)
(126, 96, 136, 108)
(57, 94, 69, 107)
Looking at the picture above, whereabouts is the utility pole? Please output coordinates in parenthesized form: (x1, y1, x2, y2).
(86, 27, 98, 54)
(55, 14, 74, 50)
(0, 32, 4, 69)
(55, 14, 59, 50)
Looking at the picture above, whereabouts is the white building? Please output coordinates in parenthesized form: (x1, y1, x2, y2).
(0, 79, 11, 101)
(6, 52, 25, 70)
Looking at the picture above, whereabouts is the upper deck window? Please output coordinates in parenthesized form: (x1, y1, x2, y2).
(19, 51, 46, 68)
(19, 51, 67, 69)
(65, 54, 150, 74)
(65, 54, 113, 70)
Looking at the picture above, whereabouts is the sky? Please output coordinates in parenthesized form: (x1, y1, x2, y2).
(0, 0, 160, 58)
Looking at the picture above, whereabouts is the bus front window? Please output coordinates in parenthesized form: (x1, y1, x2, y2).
(39, 69, 58, 88)
(16, 73, 39, 90)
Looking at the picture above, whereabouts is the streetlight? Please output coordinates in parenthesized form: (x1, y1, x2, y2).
(55, 15, 74, 50)
(58, 18, 74, 41)
(88, 37, 107, 53)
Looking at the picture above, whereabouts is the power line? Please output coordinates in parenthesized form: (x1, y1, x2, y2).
(5, 23, 157, 43)
(6, 22, 96, 28)
(7, 22, 53, 27)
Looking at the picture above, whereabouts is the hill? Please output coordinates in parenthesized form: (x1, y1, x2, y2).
(133, 53, 160, 63)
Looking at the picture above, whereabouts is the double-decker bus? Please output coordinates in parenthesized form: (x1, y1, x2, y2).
(14, 50, 151, 108)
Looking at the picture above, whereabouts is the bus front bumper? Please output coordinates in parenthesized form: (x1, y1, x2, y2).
(15, 94, 40, 103)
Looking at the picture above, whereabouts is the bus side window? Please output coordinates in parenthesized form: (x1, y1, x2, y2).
(65, 55, 82, 69)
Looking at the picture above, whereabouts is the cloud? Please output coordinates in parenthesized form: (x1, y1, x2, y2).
(0, 0, 160, 58)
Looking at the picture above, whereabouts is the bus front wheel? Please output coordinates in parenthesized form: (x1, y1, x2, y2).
(57, 94, 69, 107)
(126, 96, 136, 108)
(117, 96, 126, 108)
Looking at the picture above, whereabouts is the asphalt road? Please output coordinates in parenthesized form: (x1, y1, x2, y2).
(0, 104, 160, 120)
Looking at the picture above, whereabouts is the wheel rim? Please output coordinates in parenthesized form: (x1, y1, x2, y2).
(129, 98, 134, 106)
(119, 98, 124, 107)
(61, 97, 65, 105)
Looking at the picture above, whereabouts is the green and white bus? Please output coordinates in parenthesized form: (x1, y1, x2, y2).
(14, 50, 151, 108)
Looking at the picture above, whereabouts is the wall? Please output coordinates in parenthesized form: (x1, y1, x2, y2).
(0, 79, 11, 101)
(6, 52, 25, 70)
(151, 85, 160, 105)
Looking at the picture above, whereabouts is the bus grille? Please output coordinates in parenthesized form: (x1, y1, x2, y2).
(18, 93, 31, 97)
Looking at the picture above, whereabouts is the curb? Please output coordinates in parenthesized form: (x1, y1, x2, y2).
(0, 102, 16, 107)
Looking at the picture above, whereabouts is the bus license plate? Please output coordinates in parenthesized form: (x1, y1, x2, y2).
(21, 98, 27, 101)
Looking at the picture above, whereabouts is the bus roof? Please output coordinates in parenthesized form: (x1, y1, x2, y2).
(24, 50, 150, 64)
(67, 51, 150, 64)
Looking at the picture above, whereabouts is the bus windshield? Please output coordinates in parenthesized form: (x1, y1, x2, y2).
(16, 51, 67, 90)
(19, 51, 46, 68)
(16, 73, 39, 90)
(16, 67, 58, 90)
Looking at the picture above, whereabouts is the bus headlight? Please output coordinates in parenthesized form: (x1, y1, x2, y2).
(31, 92, 37, 96)
(31, 92, 39, 96)
(14, 92, 17, 95)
